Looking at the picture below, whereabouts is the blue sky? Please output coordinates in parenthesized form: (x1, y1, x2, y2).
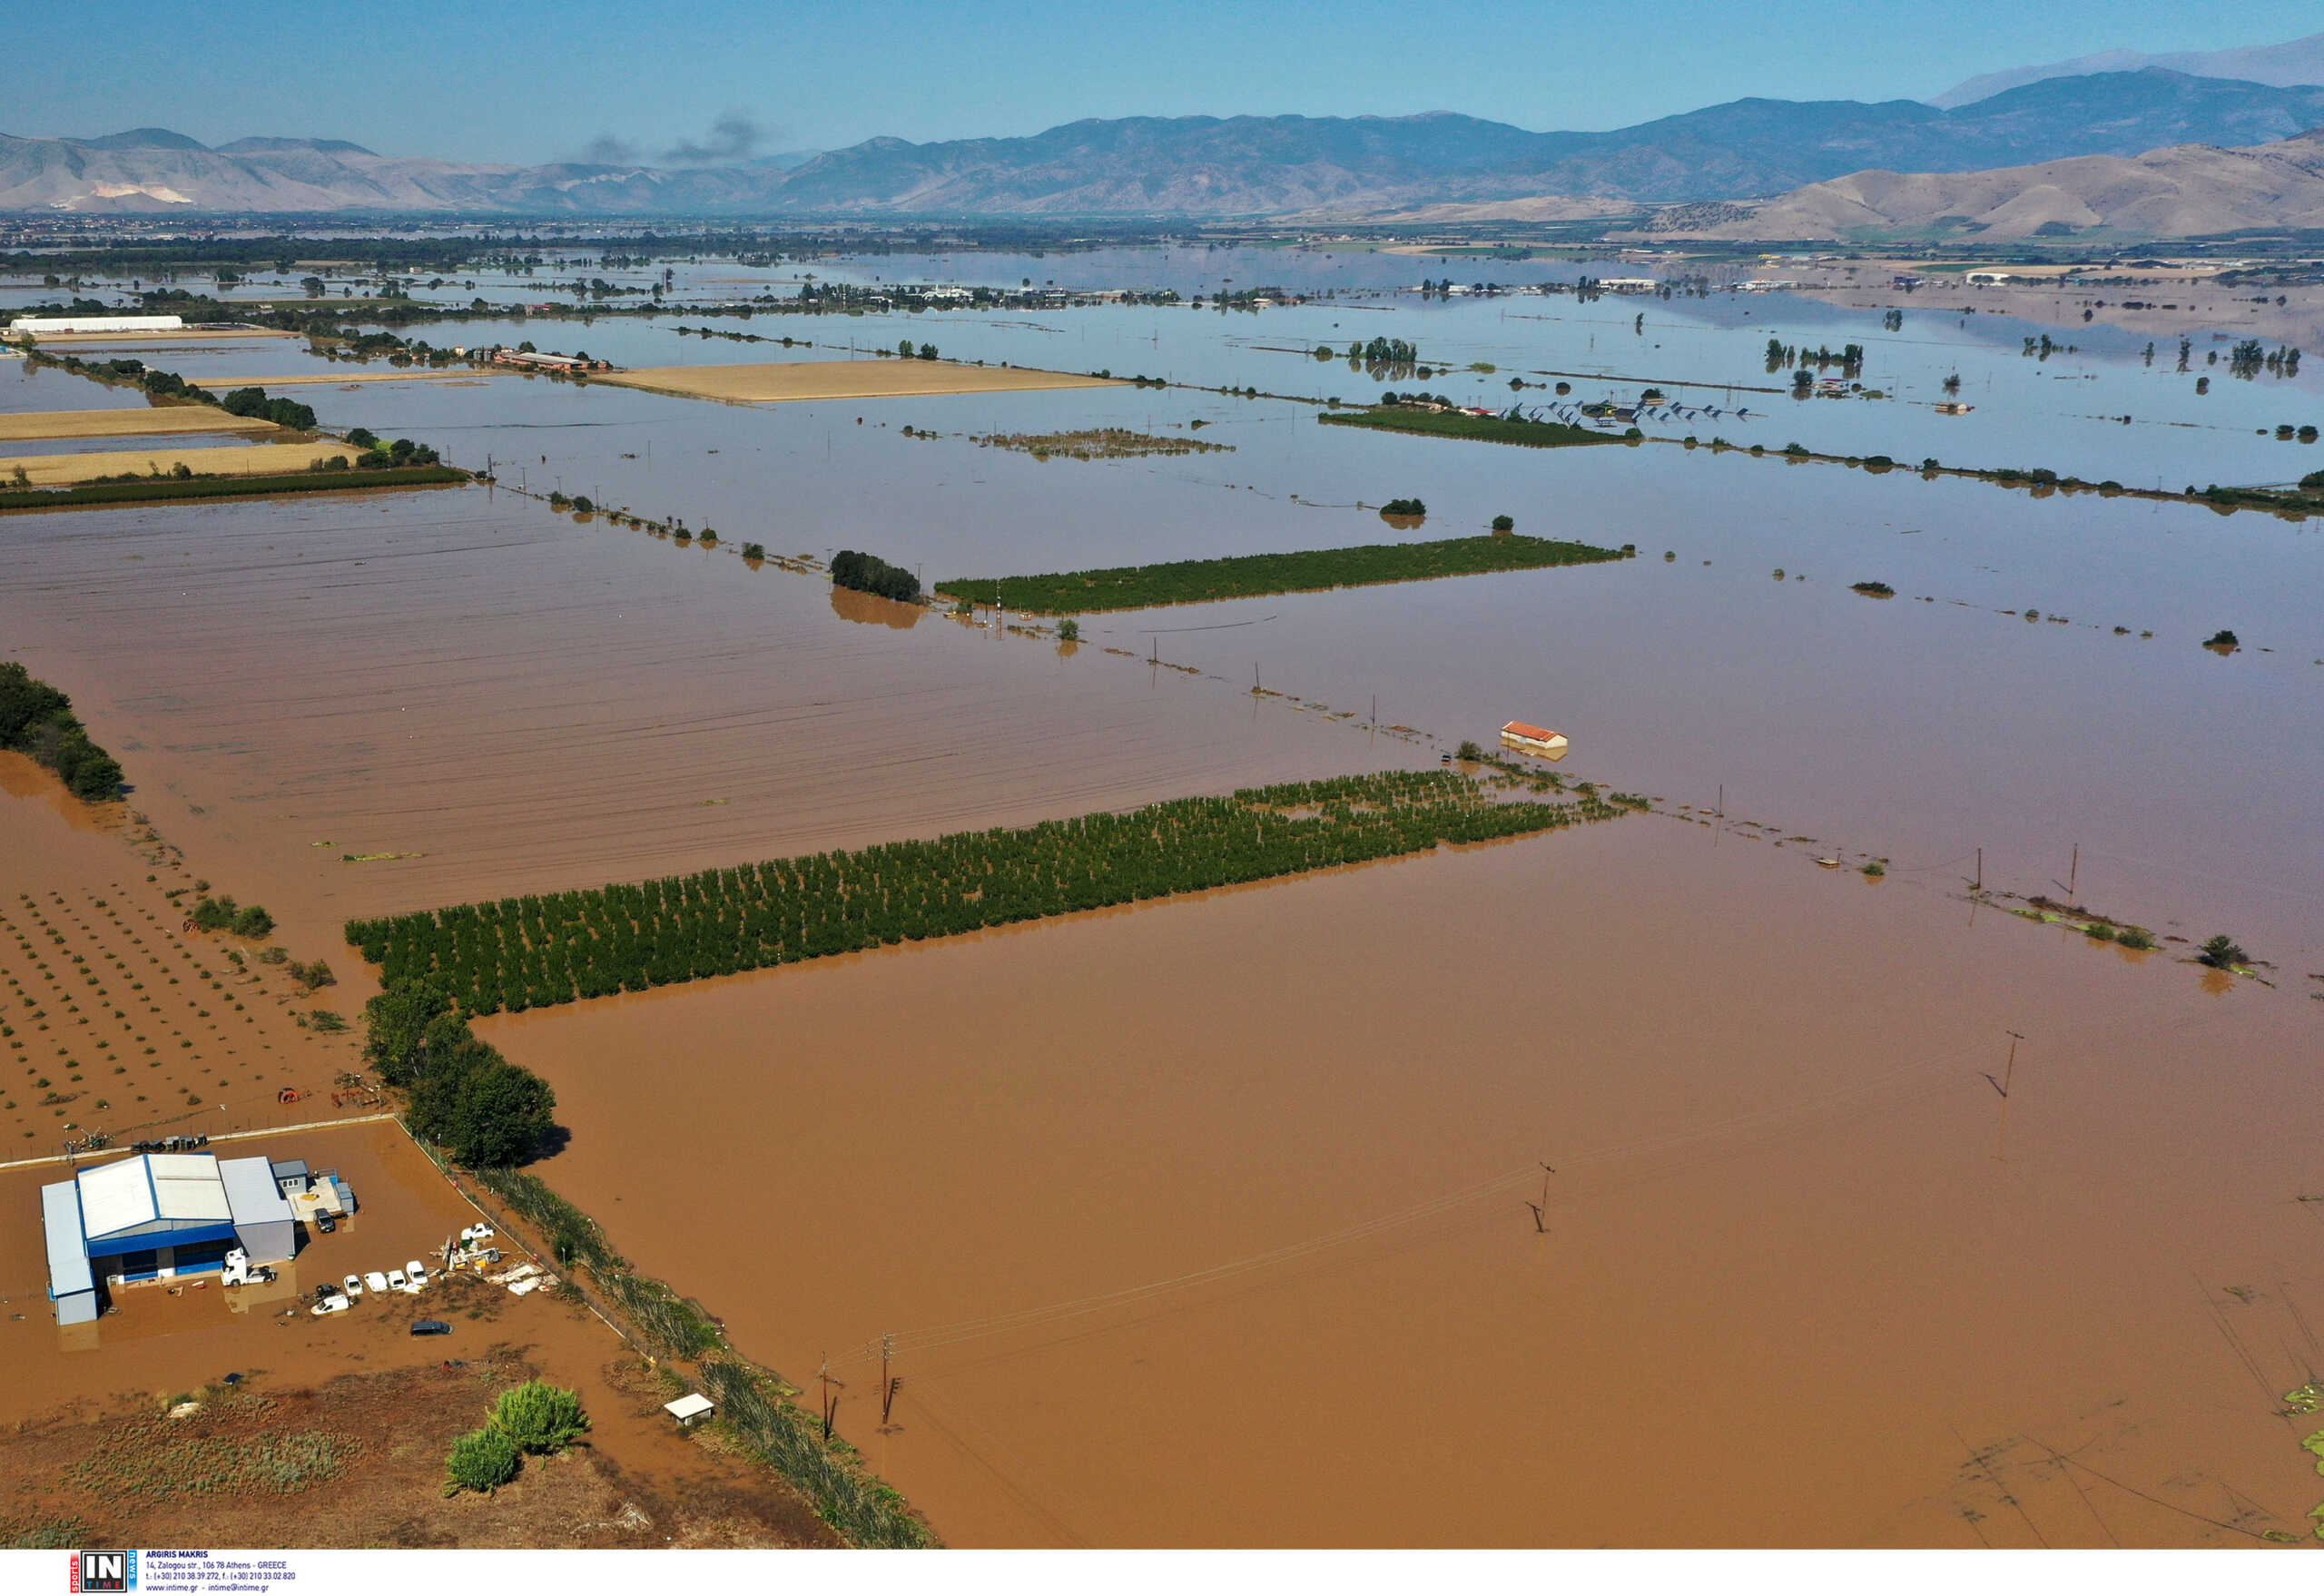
(14, 1, 2317, 163)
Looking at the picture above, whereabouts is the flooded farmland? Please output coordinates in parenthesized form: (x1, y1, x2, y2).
(5, 249, 2320, 1547)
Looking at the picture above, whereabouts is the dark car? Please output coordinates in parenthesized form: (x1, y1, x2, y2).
(315, 1215, 336, 1235)
(410, 1319, 452, 1336)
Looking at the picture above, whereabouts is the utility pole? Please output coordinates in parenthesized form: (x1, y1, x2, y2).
(2068, 843, 2079, 901)
(879, 1334, 901, 1429)
(1974, 847, 1983, 893)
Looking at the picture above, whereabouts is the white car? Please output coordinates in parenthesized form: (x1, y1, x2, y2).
(310, 1294, 350, 1315)
(342, 1274, 364, 1299)
(403, 1260, 432, 1292)
(459, 1224, 496, 1245)
(386, 1268, 408, 1293)
(363, 1270, 389, 1294)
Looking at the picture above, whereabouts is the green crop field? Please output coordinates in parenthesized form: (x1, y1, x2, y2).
(937, 532, 1624, 614)
(346, 771, 1626, 1015)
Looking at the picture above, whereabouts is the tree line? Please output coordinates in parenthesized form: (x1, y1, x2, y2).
(362, 981, 560, 1167)
(0, 661, 123, 800)
(830, 548, 921, 603)
(344, 772, 1629, 1019)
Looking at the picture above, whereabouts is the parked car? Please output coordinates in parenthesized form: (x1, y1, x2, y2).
(316, 1214, 336, 1234)
(459, 1224, 496, 1245)
(403, 1260, 432, 1292)
(313, 1283, 335, 1303)
(343, 1274, 364, 1298)
(386, 1268, 408, 1293)
(363, 1271, 389, 1294)
(310, 1295, 350, 1315)
(410, 1319, 452, 1336)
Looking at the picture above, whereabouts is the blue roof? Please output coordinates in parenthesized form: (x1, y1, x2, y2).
(41, 1181, 94, 1300)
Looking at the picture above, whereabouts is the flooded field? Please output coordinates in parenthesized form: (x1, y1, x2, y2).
(484, 815, 2323, 1546)
(4, 245, 2320, 1547)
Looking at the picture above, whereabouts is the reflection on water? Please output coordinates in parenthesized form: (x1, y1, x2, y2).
(829, 585, 925, 629)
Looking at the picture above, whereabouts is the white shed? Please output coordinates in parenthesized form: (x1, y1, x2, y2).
(664, 1393, 716, 1427)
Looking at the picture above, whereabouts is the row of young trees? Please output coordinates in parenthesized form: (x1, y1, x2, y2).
(940, 531, 1624, 614)
(0, 661, 123, 800)
(346, 773, 1628, 1018)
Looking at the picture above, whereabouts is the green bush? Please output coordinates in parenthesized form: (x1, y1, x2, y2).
(2198, 934, 2247, 970)
(231, 904, 275, 939)
(443, 1426, 520, 1495)
(490, 1380, 590, 1454)
(1056, 617, 1079, 642)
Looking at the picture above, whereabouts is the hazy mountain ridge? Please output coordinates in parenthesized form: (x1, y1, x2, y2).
(4, 69, 2322, 216)
(1931, 29, 2324, 109)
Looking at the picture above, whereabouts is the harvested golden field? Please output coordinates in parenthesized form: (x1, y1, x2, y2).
(0, 440, 356, 486)
(0, 408, 281, 443)
(596, 360, 1122, 404)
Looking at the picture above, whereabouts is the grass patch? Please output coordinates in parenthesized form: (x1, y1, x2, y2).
(1318, 407, 1625, 449)
(0, 466, 466, 514)
(939, 532, 1624, 614)
(66, 1424, 360, 1500)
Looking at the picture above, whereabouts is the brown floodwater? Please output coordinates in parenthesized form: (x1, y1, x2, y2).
(4, 316, 2319, 1549)
(485, 816, 2324, 1547)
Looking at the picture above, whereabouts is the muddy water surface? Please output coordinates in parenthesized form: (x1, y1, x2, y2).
(487, 818, 2323, 1546)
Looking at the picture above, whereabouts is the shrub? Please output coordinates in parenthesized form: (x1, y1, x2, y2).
(443, 1426, 519, 1495)
(2204, 629, 2240, 649)
(2197, 934, 2247, 970)
(741, 542, 766, 561)
(1490, 515, 1515, 533)
(1056, 617, 1079, 642)
(490, 1380, 590, 1454)
(231, 904, 275, 939)
(1860, 862, 1886, 878)
(2116, 928, 2157, 951)
(1850, 581, 1896, 597)
(1380, 498, 1426, 517)
(2083, 921, 2115, 941)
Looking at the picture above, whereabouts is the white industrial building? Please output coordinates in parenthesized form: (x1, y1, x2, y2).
(42, 1149, 305, 1325)
(5, 313, 186, 337)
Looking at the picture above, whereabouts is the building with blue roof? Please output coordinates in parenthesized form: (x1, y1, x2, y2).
(42, 1149, 300, 1325)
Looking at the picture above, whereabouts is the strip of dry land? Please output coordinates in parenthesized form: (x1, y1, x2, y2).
(202, 370, 497, 387)
(0, 408, 281, 443)
(10, 327, 295, 345)
(596, 360, 1122, 405)
(0, 441, 357, 487)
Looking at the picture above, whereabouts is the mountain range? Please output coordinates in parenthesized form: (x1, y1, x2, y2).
(1930, 29, 2324, 109)
(5, 67, 2324, 217)
(1645, 127, 2324, 242)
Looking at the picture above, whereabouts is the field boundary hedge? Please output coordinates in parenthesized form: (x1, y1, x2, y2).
(1318, 408, 1628, 448)
(0, 466, 467, 513)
